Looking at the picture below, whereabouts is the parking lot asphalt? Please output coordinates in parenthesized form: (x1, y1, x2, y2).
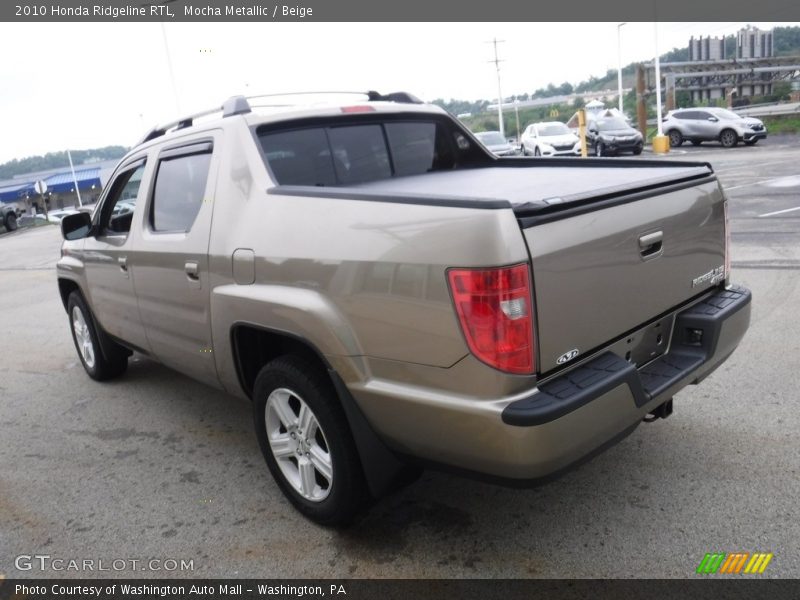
(1, 137, 798, 579)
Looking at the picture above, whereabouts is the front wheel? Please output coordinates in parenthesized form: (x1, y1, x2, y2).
(4, 213, 18, 231)
(720, 129, 738, 148)
(67, 292, 128, 380)
(668, 130, 683, 147)
(253, 356, 368, 526)
(534, 147, 541, 157)
(595, 142, 605, 157)
(632, 144, 643, 155)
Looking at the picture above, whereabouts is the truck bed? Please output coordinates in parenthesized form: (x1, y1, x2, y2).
(347, 160, 714, 214)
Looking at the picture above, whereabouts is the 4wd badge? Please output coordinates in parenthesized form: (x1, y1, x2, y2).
(557, 349, 579, 365)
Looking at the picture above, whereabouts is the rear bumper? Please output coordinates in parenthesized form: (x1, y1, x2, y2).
(503, 285, 751, 427)
(348, 285, 751, 482)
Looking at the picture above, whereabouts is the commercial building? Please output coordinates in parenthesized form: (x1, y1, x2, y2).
(0, 160, 118, 213)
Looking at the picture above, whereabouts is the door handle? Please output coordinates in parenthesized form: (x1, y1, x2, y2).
(184, 261, 200, 280)
(118, 257, 128, 273)
(639, 231, 663, 258)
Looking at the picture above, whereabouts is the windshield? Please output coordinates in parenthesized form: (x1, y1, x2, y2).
(597, 118, 629, 131)
(476, 132, 507, 145)
(538, 124, 570, 137)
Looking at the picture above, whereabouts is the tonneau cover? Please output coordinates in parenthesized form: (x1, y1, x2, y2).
(349, 162, 713, 212)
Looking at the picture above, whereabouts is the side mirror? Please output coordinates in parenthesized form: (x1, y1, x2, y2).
(589, 128, 598, 134)
(61, 211, 93, 241)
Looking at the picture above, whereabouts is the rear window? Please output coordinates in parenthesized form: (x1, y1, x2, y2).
(258, 119, 474, 186)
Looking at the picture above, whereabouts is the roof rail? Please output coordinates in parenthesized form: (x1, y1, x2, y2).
(136, 90, 423, 145)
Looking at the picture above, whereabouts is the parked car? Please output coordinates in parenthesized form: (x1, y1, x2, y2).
(57, 92, 751, 525)
(474, 131, 518, 156)
(1, 204, 18, 232)
(520, 122, 579, 157)
(586, 117, 644, 156)
(47, 208, 79, 223)
(662, 107, 767, 148)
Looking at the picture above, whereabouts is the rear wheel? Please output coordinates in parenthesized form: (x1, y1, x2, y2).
(67, 292, 128, 381)
(720, 129, 738, 148)
(668, 130, 683, 147)
(252, 355, 368, 526)
(4, 212, 17, 231)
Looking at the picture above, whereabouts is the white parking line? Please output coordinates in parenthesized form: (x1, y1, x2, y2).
(759, 206, 800, 218)
(724, 175, 799, 191)
(715, 158, 800, 174)
(725, 178, 779, 191)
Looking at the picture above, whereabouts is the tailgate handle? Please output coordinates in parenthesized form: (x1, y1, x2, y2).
(639, 231, 663, 258)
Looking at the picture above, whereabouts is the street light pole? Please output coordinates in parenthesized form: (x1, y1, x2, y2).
(654, 21, 663, 136)
(617, 22, 627, 114)
(487, 38, 506, 138)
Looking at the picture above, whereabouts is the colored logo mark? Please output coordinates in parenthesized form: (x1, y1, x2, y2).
(696, 552, 773, 574)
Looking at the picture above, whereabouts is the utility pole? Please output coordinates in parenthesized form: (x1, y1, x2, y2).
(487, 38, 505, 138)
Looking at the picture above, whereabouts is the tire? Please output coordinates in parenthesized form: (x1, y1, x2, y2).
(632, 145, 643, 155)
(533, 147, 541, 157)
(595, 142, 604, 157)
(521, 146, 530, 156)
(668, 130, 683, 147)
(4, 213, 18, 231)
(720, 129, 738, 148)
(744, 139, 758, 146)
(67, 292, 128, 381)
(252, 355, 368, 526)
(691, 140, 702, 146)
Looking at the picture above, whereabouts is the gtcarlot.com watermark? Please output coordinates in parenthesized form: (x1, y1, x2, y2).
(15, 554, 195, 572)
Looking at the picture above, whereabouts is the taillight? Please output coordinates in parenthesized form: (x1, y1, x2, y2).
(723, 200, 731, 281)
(447, 264, 534, 374)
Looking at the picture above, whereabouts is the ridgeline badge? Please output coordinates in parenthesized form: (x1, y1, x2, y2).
(692, 265, 725, 288)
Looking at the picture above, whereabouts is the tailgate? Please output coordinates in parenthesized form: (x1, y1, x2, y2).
(524, 179, 726, 374)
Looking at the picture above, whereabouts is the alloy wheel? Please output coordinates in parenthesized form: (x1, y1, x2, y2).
(71, 306, 95, 369)
(265, 387, 333, 502)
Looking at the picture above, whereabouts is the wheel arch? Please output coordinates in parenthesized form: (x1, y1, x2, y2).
(230, 322, 413, 498)
(58, 278, 83, 312)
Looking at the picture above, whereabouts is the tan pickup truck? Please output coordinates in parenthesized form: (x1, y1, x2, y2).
(56, 92, 751, 524)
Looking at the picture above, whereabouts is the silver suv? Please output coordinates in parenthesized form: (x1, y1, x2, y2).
(662, 107, 767, 148)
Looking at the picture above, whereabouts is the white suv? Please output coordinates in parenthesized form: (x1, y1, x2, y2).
(662, 107, 767, 148)
(520, 121, 579, 157)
